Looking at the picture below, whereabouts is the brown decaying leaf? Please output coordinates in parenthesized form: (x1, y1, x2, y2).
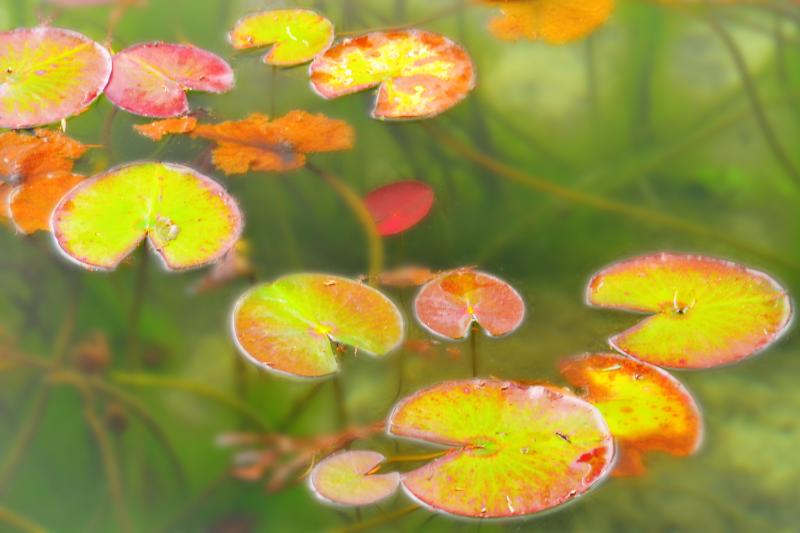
(133, 116, 198, 141)
(191, 239, 254, 294)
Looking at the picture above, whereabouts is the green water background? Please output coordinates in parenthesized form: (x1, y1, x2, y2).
(1, 0, 799, 531)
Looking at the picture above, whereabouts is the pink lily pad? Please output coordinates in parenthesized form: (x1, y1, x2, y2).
(388, 379, 614, 518)
(364, 180, 435, 237)
(105, 42, 234, 118)
(310, 450, 400, 506)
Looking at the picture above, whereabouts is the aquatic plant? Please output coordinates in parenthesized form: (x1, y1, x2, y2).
(586, 253, 792, 369)
(482, 0, 615, 43)
(363, 180, 435, 237)
(309, 450, 400, 506)
(232, 274, 404, 379)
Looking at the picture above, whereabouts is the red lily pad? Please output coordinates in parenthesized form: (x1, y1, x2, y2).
(0, 27, 112, 129)
(364, 180, 435, 237)
(587, 253, 792, 369)
(232, 274, 404, 379)
(105, 42, 234, 118)
(560, 353, 703, 477)
(310, 450, 400, 506)
(388, 380, 614, 518)
(414, 269, 525, 339)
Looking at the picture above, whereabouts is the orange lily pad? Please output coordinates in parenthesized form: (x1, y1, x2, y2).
(0, 27, 112, 129)
(388, 380, 614, 518)
(232, 274, 404, 379)
(414, 269, 525, 339)
(364, 180, 435, 237)
(9, 172, 84, 234)
(483, 0, 615, 44)
(52, 162, 242, 271)
(310, 450, 400, 506)
(560, 353, 703, 477)
(133, 116, 198, 141)
(587, 253, 792, 369)
(310, 30, 476, 120)
(105, 42, 234, 118)
(229, 9, 335, 66)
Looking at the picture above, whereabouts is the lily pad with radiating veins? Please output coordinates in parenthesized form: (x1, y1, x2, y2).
(560, 353, 703, 477)
(232, 274, 404, 379)
(309, 30, 476, 120)
(414, 269, 525, 340)
(586, 253, 792, 369)
(229, 9, 335, 66)
(105, 42, 234, 118)
(310, 450, 400, 506)
(388, 380, 614, 519)
(52, 162, 242, 271)
(0, 27, 112, 129)
(364, 180, 435, 237)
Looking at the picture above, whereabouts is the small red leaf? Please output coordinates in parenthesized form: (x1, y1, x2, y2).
(364, 180, 434, 236)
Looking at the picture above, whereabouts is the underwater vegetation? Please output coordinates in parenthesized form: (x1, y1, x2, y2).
(1, 0, 799, 532)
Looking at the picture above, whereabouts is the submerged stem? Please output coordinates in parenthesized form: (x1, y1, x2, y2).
(0, 506, 46, 533)
(330, 505, 419, 533)
(469, 324, 479, 377)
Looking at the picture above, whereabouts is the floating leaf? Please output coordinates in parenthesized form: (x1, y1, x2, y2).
(133, 116, 198, 141)
(10, 172, 85, 234)
(229, 9, 335, 66)
(0, 27, 112, 129)
(375, 265, 438, 288)
(560, 353, 703, 477)
(232, 274, 404, 378)
(483, 0, 615, 44)
(105, 42, 234, 118)
(388, 380, 614, 518)
(587, 253, 792, 369)
(52, 162, 242, 271)
(364, 180, 435, 236)
(189, 111, 354, 175)
(310, 30, 476, 120)
(414, 269, 525, 339)
(310, 450, 400, 506)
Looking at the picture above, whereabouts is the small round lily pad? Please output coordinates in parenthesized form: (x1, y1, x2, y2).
(309, 30, 476, 120)
(560, 353, 703, 476)
(52, 162, 242, 271)
(364, 180, 435, 237)
(388, 379, 614, 518)
(105, 42, 234, 118)
(229, 9, 335, 66)
(587, 253, 792, 369)
(414, 269, 525, 339)
(232, 274, 404, 379)
(0, 27, 112, 129)
(310, 450, 400, 506)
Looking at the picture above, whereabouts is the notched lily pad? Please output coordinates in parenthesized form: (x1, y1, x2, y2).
(229, 9, 335, 66)
(52, 162, 243, 271)
(105, 42, 234, 118)
(388, 379, 614, 519)
(364, 180, 435, 237)
(560, 353, 703, 477)
(587, 253, 792, 369)
(310, 30, 476, 120)
(232, 274, 404, 379)
(414, 269, 525, 339)
(310, 450, 400, 506)
(0, 27, 112, 129)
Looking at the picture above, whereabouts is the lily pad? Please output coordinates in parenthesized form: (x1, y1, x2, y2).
(9, 172, 84, 234)
(388, 379, 614, 518)
(364, 180, 435, 237)
(483, 0, 615, 44)
(229, 9, 335, 66)
(0, 27, 112, 129)
(560, 353, 703, 477)
(414, 269, 525, 339)
(52, 162, 243, 271)
(587, 253, 792, 369)
(310, 450, 400, 506)
(105, 42, 234, 118)
(232, 274, 404, 379)
(309, 30, 476, 120)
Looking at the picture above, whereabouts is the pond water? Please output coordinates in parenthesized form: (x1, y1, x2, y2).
(1, 1, 799, 532)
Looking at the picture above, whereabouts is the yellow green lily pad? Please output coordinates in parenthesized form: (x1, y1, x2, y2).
(228, 9, 334, 66)
(52, 162, 243, 271)
(310, 450, 400, 506)
(587, 253, 792, 369)
(232, 274, 404, 379)
(388, 379, 614, 518)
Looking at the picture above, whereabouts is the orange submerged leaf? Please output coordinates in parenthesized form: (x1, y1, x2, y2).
(134, 116, 198, 141)
(10, 172, 85, 234)
(484, 0, 615, 44)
